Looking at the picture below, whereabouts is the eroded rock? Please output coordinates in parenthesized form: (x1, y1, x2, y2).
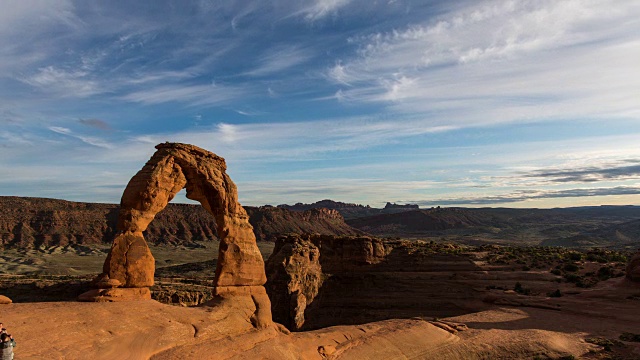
(80, 143, 271, 327)
(265, 234, 388, 330)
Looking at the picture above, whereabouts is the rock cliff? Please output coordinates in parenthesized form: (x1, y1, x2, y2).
(265, 234, 481, 331)
(0, 196, 361, 247)
(245, 206, 364, 241)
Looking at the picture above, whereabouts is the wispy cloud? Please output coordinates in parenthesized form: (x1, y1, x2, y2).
(48, 126, 113, 149)
(20, 66, 100, 97)
(244, 46, 312, 76)
(411, 186, 640, 206)
(299, 0, 352, 21)
(329, 0, 640, 125)
(120, 83, 246, 106)
(524, 161, 640, 183)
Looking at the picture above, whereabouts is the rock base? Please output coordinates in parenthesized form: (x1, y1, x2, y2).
(208, 286, 273, 329)
(77, 287, 151, 302)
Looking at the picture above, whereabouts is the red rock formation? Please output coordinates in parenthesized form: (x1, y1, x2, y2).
(81, 143, 271, 328)
(265, 234, 388, 330)
(245, 206, 364, 241)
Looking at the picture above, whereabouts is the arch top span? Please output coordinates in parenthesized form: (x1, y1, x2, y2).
(81, 142, 272, 328)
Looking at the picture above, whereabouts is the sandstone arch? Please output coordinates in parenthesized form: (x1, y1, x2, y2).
(81, 143, 272, 328)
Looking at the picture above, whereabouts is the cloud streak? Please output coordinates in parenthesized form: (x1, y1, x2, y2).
(412, 186, 640, 206)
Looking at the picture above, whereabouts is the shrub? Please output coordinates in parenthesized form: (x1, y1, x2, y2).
(551, 269, 562, 275)
(514, 282, 531, 295)
(548, 289, 562, 298)
(563, 263, 579, 272)
(564, 273, 582, 283)
(619, 332, 640, 342)
(567, 253, 582, 261)
(597, 266, 613, 280)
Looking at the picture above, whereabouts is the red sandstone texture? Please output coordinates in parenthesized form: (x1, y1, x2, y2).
(82, 143, 272, 328)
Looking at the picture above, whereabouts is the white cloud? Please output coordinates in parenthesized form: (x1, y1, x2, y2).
(299, 0, 351, 21)
(120, 83, 246, 106)
(330, 0, 640, 125)
(244, 46, 311, 77)
(48, 126, 113, 149)
(21, 66, 99, 97)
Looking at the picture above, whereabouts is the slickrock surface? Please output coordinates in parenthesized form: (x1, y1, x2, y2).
(0, 300, 604, 360)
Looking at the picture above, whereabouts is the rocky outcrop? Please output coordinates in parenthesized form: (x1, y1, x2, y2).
(265, 234, 389, 330)
(627, 252, 640, 281)
(266, 234, 483, 331)
(81, 143, 271, 328)
(245, 206, 364, 241)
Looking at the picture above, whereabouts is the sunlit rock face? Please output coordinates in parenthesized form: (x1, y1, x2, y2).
(84, 142, 271, 327)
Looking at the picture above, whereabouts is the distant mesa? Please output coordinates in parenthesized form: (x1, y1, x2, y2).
(384, 202, 419, 209)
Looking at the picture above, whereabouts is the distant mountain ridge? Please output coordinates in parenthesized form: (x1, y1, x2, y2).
(344, 206, 640, 248)
(277, 199, 420, 219)
(0, 196, 361, 247)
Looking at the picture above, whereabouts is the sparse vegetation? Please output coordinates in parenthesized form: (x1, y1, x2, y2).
(585, 337, 625, 352)
(619, 332, 640, 342)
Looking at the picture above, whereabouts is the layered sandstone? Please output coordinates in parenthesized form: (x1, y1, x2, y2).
(245, 206, 363, 241)
(82, 143, 271, 327)
(0, 196, 362, 247)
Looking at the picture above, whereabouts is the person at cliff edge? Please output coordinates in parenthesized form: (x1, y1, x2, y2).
(0, 330, 16, 360)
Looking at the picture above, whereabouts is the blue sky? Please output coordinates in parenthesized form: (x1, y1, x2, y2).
(1, 0, 640, 208)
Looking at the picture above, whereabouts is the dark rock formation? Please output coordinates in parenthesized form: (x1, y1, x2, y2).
(384, 202, 419, 209)
(627, 252, 640, 281)
(265, 234, 482, 331)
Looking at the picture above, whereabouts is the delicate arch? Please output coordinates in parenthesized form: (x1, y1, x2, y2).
(103, 143, 265, 288)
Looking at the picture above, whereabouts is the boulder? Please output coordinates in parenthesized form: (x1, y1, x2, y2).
(0, 295, 12, 304)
